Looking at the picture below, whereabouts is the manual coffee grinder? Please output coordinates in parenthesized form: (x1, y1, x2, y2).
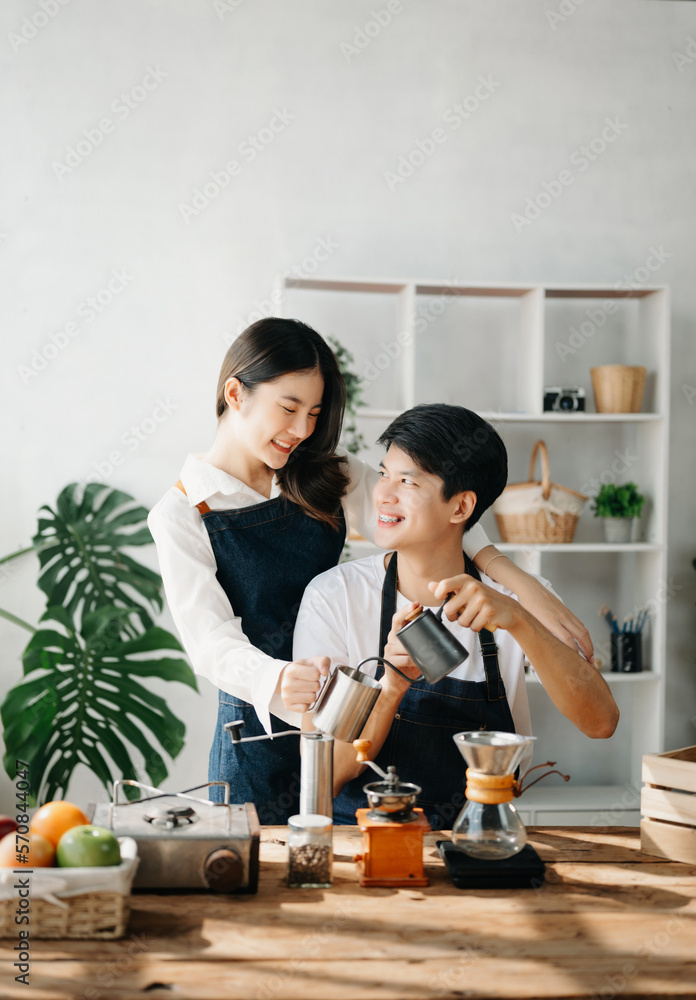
(351, 739, 431, 888)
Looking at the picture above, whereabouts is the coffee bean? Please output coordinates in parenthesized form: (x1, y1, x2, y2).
(288, 843, 332, 886)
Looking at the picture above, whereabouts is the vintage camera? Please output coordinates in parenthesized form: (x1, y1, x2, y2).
(543, 386, 585, 412)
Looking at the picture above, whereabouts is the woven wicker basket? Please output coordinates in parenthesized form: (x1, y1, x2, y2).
(493, 440, 588, 544)
(0, 889, 130, 939)
(0, 838, 137, 940)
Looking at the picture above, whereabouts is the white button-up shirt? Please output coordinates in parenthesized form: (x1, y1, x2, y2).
(292, 554, 548, 777)
(147, 451, 490, 735)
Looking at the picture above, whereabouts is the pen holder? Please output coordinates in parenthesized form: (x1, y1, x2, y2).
(611, 633, 642, 673)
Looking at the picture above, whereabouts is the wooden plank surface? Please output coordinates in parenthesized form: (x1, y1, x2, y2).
(2, 827, 695, 1000)
(7, 955, 696, 1000)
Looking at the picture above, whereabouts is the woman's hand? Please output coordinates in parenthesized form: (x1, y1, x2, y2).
(506, 573, 594, 660)
(382, 604, 425, 694)
(474, 550, 594, 661)
(280, 656, 330, 713)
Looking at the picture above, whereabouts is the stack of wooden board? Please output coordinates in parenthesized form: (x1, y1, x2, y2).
(641, 745, 696, 864)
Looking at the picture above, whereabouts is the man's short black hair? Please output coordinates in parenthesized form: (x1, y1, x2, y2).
(377, 404, 508, 531)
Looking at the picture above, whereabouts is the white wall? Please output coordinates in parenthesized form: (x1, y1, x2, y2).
(1, 0, 695, 813)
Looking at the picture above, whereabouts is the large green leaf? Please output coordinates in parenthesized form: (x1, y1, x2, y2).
(1, 606, 197, 803)
(33, 483, 161, 629)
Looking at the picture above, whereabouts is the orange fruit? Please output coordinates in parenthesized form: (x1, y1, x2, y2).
(0, 831, 55, 867)
(30, 800, 89, 848)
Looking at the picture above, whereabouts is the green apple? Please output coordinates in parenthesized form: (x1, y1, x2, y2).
(56, 825, 121, 868)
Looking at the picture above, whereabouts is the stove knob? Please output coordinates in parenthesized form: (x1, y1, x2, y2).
(202, 847, 244, 893)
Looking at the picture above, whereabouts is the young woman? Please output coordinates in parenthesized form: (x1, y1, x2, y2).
(148, 317, 593, 824)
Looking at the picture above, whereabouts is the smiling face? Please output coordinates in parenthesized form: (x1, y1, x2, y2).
(373, 444, 475, 552)
(227, 369, 325, 471)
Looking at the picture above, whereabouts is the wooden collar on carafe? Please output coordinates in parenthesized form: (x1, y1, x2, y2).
(465, 769, 516, 805)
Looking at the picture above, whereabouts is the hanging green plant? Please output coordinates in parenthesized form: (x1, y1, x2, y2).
(0, 483, 197, 804)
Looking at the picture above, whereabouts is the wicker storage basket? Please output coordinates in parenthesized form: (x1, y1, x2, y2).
(493, 440, 588, 544)
(0, 890, 130, 940)
(591, 364, 646, 413)
(0, 838, 138, 940)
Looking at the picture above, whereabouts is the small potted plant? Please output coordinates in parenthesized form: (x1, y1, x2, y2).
(591, 482, 646, 543)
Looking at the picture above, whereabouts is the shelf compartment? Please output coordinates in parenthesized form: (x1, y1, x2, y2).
(279, 283, 413, 412)
(526, 670, 659, 684)
(412, 287, 543, 415)
(543, 288, 669, 416)
(496, 543, 662, 552)
(359, 409, 663, 422)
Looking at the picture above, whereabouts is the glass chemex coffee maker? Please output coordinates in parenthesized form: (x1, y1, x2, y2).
(438, 731, 570, 889)
(351, 739, 431, 888)
(451, 731, 536, 860)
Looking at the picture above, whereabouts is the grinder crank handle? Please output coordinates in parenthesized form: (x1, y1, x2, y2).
(352, 739, 392, 782)
(224, 720, 318, 744)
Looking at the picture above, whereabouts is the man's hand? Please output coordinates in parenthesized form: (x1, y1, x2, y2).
(382, 603, 427, 692)
(429, 575, 521, 633)
(280, 656, 331, 713)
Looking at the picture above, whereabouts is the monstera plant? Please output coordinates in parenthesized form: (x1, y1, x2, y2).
(0, 482, 197, 804)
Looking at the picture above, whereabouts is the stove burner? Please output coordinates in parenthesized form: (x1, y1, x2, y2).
(143, 804, 199, 830)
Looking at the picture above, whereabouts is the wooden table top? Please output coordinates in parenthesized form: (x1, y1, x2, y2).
(2, 826, 695, 999)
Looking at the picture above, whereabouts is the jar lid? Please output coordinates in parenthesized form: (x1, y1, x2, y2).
(288, 814, 333, 833)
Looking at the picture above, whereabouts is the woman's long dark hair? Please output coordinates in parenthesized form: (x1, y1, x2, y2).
(215, 318, 349, 528)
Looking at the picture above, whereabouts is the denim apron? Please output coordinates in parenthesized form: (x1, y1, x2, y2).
(187, 486, 345, 825)
(333, 551, 516, 830)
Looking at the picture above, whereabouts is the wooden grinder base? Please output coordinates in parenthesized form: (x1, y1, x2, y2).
(354, 808, 431, 887)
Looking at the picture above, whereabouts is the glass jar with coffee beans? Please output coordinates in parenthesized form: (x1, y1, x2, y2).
(287, 814, 333, 888)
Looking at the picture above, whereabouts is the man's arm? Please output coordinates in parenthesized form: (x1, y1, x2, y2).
(429, 574, 619, 740)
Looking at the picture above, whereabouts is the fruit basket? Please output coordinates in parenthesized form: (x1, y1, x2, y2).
(0, 837, 138, 939)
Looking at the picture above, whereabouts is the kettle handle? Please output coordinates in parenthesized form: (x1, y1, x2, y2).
(434, 592, 455, 622)
(309, 663, 337, 714)
(357, 655, 424, 685)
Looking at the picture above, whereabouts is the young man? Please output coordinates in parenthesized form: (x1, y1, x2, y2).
(286, 405, 619, 828)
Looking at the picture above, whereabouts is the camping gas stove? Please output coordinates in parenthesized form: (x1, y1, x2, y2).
(90, 780, 259, 893)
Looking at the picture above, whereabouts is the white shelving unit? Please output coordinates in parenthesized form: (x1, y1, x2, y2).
(277, 276, 670, 827)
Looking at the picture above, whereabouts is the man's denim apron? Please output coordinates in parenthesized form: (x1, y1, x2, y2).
(333, 551, 516, 830)
(200, 494, 345, 824)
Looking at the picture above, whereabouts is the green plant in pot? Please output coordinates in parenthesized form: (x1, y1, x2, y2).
(0, 482, 197, 805)
(591, 482, 646, 543)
